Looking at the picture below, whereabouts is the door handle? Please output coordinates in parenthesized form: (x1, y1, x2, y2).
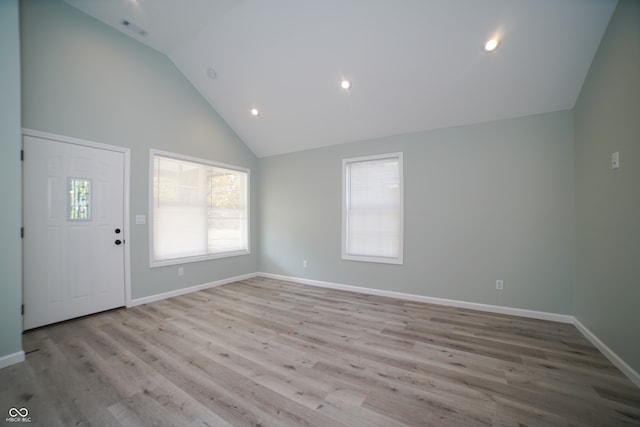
(115, 239, 122, 245)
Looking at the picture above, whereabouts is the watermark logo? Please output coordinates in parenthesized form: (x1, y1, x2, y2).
(6, 407, 31, 423)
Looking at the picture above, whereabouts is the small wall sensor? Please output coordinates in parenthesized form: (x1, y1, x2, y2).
(611, 151, 620, 169)
(121, 19, 148, 36)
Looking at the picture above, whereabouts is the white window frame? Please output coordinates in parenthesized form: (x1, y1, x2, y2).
(342, 152, 404, 265)
(149, 149, 250, 267)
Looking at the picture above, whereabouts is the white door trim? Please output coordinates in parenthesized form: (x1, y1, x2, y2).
(22, 128, 133, 309)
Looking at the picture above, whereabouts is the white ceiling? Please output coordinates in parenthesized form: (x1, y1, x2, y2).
(65, 0, 617, 157)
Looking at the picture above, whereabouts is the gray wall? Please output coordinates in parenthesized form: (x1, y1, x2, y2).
(574, 0, 640, 374)
(20, 0, 259, 300)
(0, 0, 23, 361)
(260, 111, 575, 314)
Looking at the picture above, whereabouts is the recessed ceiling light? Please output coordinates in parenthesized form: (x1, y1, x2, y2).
(485, 38, 499, 52)
(340, 80, 351, 90)
(250, 108, 260, 116)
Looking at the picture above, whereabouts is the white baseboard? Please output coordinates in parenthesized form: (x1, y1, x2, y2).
(129, 272, 258, 307)
(573, 318, 640, 388)
(0, 351, 25, 369)
(258, 273, 574, 324)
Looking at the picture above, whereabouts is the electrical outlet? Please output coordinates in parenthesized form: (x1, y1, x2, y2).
(496, 280, 504, 290)
(178, 267, 184, 277)
(303, 260, 308, 268)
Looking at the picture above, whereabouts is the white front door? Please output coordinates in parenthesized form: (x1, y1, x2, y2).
(23, 134, 126, 329)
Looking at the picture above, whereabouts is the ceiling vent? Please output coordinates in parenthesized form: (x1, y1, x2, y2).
(121, 19, 147, 37)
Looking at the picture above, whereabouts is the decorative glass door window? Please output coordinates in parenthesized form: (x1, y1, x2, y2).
(68, 177, 92, 221)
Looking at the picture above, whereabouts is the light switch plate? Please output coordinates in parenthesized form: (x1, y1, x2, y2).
(135, 214, 146, 225)
(612, 151, 620, 169)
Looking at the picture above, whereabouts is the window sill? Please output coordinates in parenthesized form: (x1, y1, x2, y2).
(342, 254, 403, 265)
(150, 249, 250, 268)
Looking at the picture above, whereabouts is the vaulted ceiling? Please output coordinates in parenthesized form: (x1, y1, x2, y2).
(64, 0, 617, 157)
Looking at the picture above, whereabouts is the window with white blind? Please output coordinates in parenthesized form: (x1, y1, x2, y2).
(342, 153, 403, 264)
(150, 150, 249, 267)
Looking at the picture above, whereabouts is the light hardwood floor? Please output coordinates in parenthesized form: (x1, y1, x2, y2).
(1, 277, 639, 426)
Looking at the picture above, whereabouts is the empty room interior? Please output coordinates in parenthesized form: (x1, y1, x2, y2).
(1, 0, 639, 425)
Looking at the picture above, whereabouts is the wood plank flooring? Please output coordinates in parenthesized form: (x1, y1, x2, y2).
(1, 277, 639, 426)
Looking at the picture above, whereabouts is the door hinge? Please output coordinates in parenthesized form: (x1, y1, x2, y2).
(21, 227, 24, 238)
(21, 304, 24, 315)
(20, 150, 24, 161)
